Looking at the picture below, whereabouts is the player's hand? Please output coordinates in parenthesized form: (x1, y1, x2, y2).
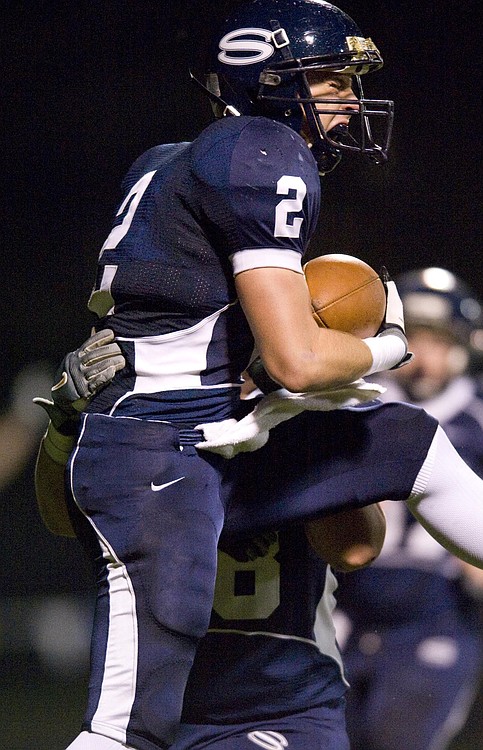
(377, 267, 413, 369)
(33, 329, 125, 433)
(51, 329, 125, 406)
(219, 531, 278, 562)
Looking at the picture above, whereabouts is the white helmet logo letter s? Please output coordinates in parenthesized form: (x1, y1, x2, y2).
(218, 28, 275, 65)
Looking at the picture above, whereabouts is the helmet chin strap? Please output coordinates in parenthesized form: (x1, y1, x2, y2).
(309, 124, 371, 175)
(323, 115, 387, 165)
(309, 133, 342, 175)
(189, 70, 241, 118)
(267, 19, 342, 175)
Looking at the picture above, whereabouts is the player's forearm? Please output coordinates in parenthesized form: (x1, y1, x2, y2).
(286, 328, 373, 392)
(35, 424, 76, 537)
(0, 415, 40, 492)
(237, 267, 373, 392)
(32, 328, 125, 538)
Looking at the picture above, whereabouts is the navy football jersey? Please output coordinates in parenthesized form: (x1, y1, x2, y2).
(86, 116, 321, 423)
(181, 524, 348, 724)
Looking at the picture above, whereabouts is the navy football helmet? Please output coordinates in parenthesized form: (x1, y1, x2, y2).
(200, 0, 394, 173)
(396, 267, 483, 353)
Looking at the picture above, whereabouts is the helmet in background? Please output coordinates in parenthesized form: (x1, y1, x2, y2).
(396, 267, 483, 353)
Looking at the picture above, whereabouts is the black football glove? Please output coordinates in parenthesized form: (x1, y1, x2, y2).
(218, 531, 278, 562)
(33, 329, 125, 434)
(377, 267, 414, 369)
(246, 357, 281, 395)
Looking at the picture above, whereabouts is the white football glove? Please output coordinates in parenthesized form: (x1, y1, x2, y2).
(375, 267, 414, 370)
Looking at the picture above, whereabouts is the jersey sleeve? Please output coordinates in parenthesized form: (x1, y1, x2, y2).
(191, 117, 321, 276)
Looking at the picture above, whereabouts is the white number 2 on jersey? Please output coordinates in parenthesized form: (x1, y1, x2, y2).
(274, 175, 306, 238)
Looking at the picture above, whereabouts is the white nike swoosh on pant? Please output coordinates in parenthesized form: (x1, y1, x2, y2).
(150, 476, 185, 492)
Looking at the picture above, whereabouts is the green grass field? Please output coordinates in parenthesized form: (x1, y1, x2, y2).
(0, 655, 88, 749)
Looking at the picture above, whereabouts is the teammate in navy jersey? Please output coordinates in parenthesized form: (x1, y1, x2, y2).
(335, 268, 483, 750)
(175, 525, 352, 750)
(33, 3, 483, 749)
(163, 374, 386, 750)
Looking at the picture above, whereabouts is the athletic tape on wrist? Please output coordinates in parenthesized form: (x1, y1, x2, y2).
(43, 422, 76, 465)
(362, 334, 406, 376)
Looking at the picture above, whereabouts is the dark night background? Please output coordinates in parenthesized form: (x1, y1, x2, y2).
(3, 0, 482, 385)
(1, 2, 482, 747)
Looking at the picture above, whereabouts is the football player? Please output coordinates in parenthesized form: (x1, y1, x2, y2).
(34, 2, 483, 749)
(335, 269, 483, 750)
(165, 371, 387, 750)
(37, 334, 387, 750)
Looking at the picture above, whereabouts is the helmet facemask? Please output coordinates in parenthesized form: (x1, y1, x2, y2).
(255, 37, 394, 173)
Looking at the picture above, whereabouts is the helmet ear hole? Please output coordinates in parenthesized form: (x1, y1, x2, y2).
(259, 72, 281, 86)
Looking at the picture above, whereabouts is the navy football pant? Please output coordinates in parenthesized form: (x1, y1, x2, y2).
(67, 403, 437, 750)
(170, 700, 349, 749)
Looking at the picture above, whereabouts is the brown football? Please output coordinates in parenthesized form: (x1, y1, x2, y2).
(303, 253, 386, 338)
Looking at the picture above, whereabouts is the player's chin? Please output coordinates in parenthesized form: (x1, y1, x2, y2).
(405, 376, 445, 401)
